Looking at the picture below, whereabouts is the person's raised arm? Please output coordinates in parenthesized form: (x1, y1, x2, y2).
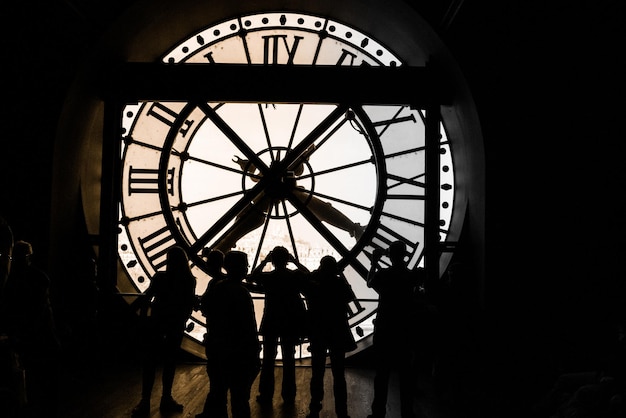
(367, 248, 384, 289)
(247, 252, 272, 286)
(288, 253, 310, 274)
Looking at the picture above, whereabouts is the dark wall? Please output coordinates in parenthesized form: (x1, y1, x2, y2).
(444, 1, 626, 406)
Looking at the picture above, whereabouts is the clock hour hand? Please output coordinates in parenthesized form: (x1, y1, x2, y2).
(200, 102, 270, 176)
(211, 193, 271, 253)
(190, 179, 267, 253)
(292, 188, 365, 240)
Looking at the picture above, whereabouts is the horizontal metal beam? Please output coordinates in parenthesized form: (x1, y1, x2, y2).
(103, 63, 451, 106)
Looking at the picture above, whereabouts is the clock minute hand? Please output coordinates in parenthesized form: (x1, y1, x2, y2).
(189, 178, 268, 253)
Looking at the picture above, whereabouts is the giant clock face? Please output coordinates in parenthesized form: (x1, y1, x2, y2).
(116, 11, 455, 357)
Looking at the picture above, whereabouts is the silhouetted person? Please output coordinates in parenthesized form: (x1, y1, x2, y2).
(0, 240, 60, 418)
(302, 255, 357, 418)
(247, 246, 309, 405)
(0, 215, 17, 417)
(0, 215, 12, 298)
(196, 249, 228, 418)
(198, 250, 261, 418)
(132, 246, 197, 417)
(367, 241, 422, 418)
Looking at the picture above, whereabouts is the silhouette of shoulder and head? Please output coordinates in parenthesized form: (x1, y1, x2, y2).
(12, 240, 34, 270)
(166, 246, 190, 275)
(224, 250, 249, 281)
(203, 248, 225, 279)
(388, 240, 408, 267)
(317, 255, 339, 278)
(269, 246, 290, 270)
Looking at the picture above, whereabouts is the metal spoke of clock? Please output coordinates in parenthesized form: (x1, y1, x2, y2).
(280, 199, 300, 262)
(371, 223, 418, 253)
(123, 137, 163, 153)
(286, 192, 351, 259)
(120, 209, 164, 224)
(185, 154, 262, 181)
(208, 195, 269, 254)
(387, 173, 426, 190)
(280, 104, 349, 172)
(304, 189, 372, 213)
(381, 211, 426, 228)
(251, 205, 273, 270)
(211, 102, 225, 112)
(286, 104, 304, 150)
(189, 179, 268, 252)
(296, 157, 373, 181)
(379, 211, 447, 235)
(310, 19, 329, 66)
(385, 194, 426, 201)
(385, 146, 426, 160)
(372, 106, 410, 137)
(285, 110, 353, 172)
(184, 189, 246, 209)
(237, 16, 253, 65)
(343, 255, 371, 283)
(198, 102, 270, 175)
(377, 257, 393, 270)
(257, 104, 276, 162)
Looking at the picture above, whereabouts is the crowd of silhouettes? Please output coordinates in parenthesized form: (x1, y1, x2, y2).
(4, 208, 626, 418)
(189, 241, 428, 418)
(124, 240, 431, 418)
(0, 212, 437, 418)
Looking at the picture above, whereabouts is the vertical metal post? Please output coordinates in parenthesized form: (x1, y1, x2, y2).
(98, 99, 123, 293)
(424, 104, 441, 283)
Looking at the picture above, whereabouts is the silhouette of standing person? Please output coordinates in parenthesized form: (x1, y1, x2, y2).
(0, 215, 16, 416)
(196, 249, 228, 418)
(367, 241, 422, 418)
(199, 250, 261, 418)
(0, 215, 12, 298)
(247, 246, 309, 405)
(302, 255, 357, 418)
(0, 240, 61, 418)
(132, 246, 196, 417)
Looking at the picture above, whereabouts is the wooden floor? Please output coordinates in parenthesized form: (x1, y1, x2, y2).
(55, 356, 460, 418)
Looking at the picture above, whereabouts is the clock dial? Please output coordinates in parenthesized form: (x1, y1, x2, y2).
(117, 11, 456, 357)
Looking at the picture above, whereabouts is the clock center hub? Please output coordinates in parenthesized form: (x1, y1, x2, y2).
(264, 166, 297, 199)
